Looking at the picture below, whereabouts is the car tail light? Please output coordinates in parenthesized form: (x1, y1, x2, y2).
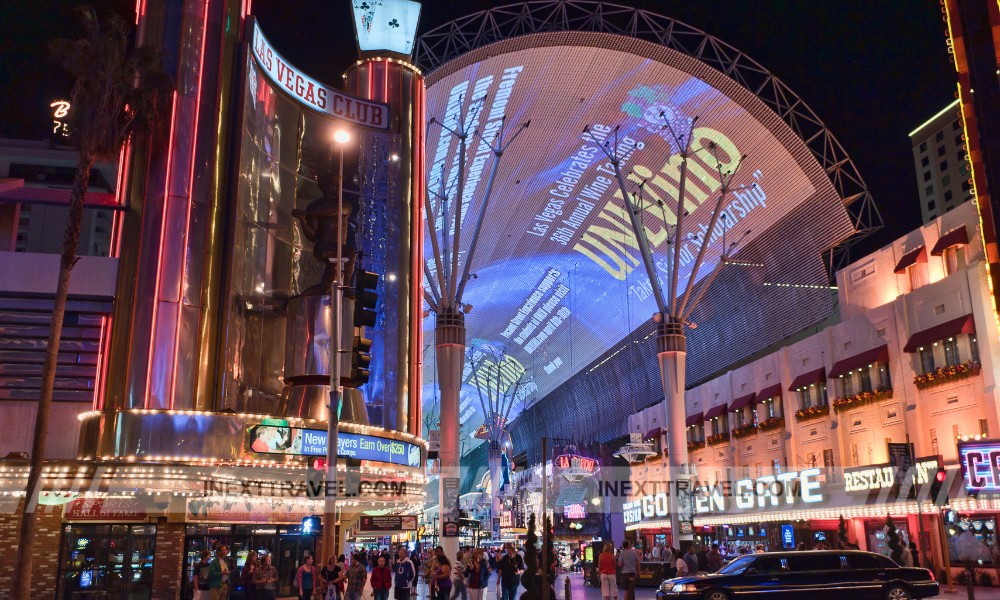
(926, 569, 935, 582)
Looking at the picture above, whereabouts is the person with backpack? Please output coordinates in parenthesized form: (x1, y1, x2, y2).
(193, 550, 212, 600)
(393, 546, 417, 600)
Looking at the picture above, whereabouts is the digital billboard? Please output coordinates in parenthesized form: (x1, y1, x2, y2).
(246, 424, 422, 467)
(423, 35, 854, 446)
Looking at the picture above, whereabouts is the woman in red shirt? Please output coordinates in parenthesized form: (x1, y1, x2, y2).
(371, 555, 392, 600)
(598, 543, 618, 600)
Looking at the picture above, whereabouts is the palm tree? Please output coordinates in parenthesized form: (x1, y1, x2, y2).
(13, 8, 164, 599)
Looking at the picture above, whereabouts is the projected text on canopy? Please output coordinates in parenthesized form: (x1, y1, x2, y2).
(423, 43, 832, 441)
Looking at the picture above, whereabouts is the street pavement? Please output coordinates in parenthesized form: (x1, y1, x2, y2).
(398, 571, 1000, 600)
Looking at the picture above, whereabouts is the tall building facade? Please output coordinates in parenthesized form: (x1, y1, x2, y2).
(909, 100, 974, 224)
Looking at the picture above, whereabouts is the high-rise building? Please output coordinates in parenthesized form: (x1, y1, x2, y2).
(909, 100, 974, 224)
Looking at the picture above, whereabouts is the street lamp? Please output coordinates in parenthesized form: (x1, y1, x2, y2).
(324, 127, 352, 559)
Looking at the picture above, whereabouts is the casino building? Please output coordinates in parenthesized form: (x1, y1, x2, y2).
(625, 198, 1000, 581)
(0, 2, 427, 599)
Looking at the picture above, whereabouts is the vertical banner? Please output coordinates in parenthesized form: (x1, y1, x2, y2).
(443, 477, 461, 537)
(675, 480, 694, 535)
(493, 517, 501, 539)
(888, 442, 916, 499)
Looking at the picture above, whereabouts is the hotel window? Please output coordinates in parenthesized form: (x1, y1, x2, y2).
(944, 245, 966, 275)
(851, 444, 860, 467)
(936, 131, 945, 142)
(823, 449, 835, 480)
(840, 375, 854, 397)
(859, 367, 873, 393)
(908, 263, 926, 290)
(922, 156, 930, 167)
(764, 396, 781, 419)
(919, 347, 935, 374)
(944, 337, 960, 366)
(920, 141, 927, 152)
(772, 458, 782, 475)
(878, 362, 892, 388)
(817, 383, 828, 406)
(981, 419, 990, 437)
(971, 336, 980, 363)
(712, 414, 728, 436)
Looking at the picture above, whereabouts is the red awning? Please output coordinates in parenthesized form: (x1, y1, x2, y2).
(893, 246, 927, 274)
(828, 344, 890, 379)
(644, 428, 661, 441)
(704, 404, 727, 420)
(0, 183, 121, 209)
(729, 393, 756, 411)
(685, 412, 704, 427)
(931, 226, 970, 256)
(757, 384, 782, 400)
(789, 368, 826, 391)
(903, 314, 975, 353)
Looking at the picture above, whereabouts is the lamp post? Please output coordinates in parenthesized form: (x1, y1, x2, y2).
(324, 128, 351, 559)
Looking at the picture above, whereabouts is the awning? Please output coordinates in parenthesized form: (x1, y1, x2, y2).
(828, 344, 890, 379)
(703, 404, 727, 420)
(789, 368, 826, 391)
(931, 226, 969, 256)
(893, 246, 927, 274)
(903, 314, 975, 352)
(644, 428, 662, 441)
(728, 393, 756, 411)
(757, 384, 782, 401)
(685, 412, 704, 427)
(0, 182, 120, 209)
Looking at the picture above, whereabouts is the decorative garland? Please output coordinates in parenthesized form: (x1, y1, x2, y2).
(757, 416, 785, 432)
(794, 404, 830, 422)
(707, 432, 731, 446)
(914, 360, 980, 390)
(832, 386, 893, 412)
(731, 422, 758, 439)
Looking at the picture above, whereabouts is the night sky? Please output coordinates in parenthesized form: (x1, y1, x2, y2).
(0, 0, 955, 251)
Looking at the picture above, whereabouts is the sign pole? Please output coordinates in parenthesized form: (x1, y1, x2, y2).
(541, 437, 549, 600)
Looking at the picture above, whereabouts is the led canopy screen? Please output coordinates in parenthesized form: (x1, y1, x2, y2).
(423, 34, 852, 443)
(353, 0, 421, 56)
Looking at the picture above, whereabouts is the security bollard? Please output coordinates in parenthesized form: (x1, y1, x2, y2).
(565, 576, 572, 600)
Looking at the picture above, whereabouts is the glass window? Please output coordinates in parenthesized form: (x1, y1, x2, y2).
(817, 383, 828, 406)
(920, 141, 928, 152)
(927, 200, 936, 211)
(765, 397, 780, 418)
(878, 362, 892, 388)
(945, 190, 953, 202)
(944, 246, 966, 275)
(923, 171, 931, 181)
(925, 185, 934, 196)
(921, 156, 930, 167)
(773, 458, 782, 475)
(58, 523, 156, 600)
(971, 336, 980, 363)
(936, 131, 945, 142)
(799, 388, 811, 410)
(847, 553, 882, 569)
(750, 556, 786, 574)
(944, 337, 960, 366)
(920, 348, 935, 374)
(840, 376, 854, 397)
(860, 367, 873, 393)
(786, 553, 842, 572)
(940, 160, 949, 171)
(937, 145, 946, 156)
(942, 175, 951, 186)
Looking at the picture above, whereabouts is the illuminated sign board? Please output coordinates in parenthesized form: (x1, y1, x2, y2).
(358, 515, 418, 531)
(564, 503, 587, 519)
(555, 454, 599, 473)
(247, 425, 422, 467)
(959, 439, 1000, 494)
(843, 456, 941, 494)
(352, 0, 421, 56)
(499, 510, 514, 528)
(250, 21, 389, 129)
(693, 469, 824, 514)
(425, 39, 852, 447)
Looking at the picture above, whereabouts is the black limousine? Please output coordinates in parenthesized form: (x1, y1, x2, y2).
(656, 550, 938, 600)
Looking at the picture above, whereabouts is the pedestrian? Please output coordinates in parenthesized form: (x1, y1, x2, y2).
(664, 546, 677, 579)
(598, 543, 617, 600)
(253, 554, 279, 600)
(347, 553, 368, 600)
(617, 541, 639, 600)
(674, 550, 690, 577)
(465, 548, 490, 600)
(432, 554, 453, 600)
(451, 551, 469, 600)
(294, 555, 316, 600)
(193, 550, 212, 600)
(209, 545, 232, 600)
(754, 544, 765, 554)
(706, 544, 723, 573)
(682, 547, 698, 577)
(371, 555, 393, 600)
(908, 541, 920, 568)
(242, 550, 259, 600)
(393, 546, 417, 600)
(496, 544, 525, 600)
(322, 555, 346, 600)
(695, 546, 708, 575)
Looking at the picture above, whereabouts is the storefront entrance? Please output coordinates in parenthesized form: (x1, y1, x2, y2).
(181, 524, 317, 599)
(58, 523, 157, 600)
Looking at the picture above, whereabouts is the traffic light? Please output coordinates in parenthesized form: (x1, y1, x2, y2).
(928, 467, 949, 506)
(350, 334, 372, 386)
(306, 458, 326, 499)
(354, 270, 379, 327)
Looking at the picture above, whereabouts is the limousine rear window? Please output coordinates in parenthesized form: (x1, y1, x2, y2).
(847, 554, 882, 570)
(717, 556, 755, 575)
(786, 554, 842, 572)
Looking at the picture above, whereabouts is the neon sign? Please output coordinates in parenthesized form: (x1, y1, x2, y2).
(959, 439, 1000, 493)
(250, 21, 389, 130)
(555, 454, 598, 473)
(51, 100, 70, 138)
